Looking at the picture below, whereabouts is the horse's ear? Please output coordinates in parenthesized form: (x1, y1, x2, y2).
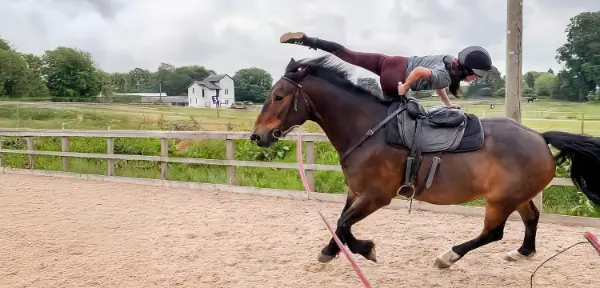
(285, 58, 298, 73)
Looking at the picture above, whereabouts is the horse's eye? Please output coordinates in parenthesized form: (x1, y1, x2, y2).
(274, 95, 283, 102)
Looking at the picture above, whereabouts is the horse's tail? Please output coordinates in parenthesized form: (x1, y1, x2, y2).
(543, 131, 600, 205)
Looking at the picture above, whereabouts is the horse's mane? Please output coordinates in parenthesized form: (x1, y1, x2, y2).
(285, 55, 397, 105)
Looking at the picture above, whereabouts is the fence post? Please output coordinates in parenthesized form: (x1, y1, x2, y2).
(26, 136, 34, 169)
(305, 139, 316, 192)
(160, 138, 168, 180)
(107, 137, 115, 176)
(226, 139, 235, 185)
(61, 136, 69, 171)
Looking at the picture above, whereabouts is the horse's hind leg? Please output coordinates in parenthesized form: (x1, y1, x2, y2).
(504, 200, 539, 261)
(434, 201, 515, 268)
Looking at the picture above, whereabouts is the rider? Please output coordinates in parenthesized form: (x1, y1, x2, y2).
(279, 32, 498, 108)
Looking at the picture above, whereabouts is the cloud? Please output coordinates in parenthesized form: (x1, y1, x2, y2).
(1, 0, 599, 86)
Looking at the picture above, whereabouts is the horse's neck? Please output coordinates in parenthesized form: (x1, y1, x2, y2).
(305, 80, 387, 154)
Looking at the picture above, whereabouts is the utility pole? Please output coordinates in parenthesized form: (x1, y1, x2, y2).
(507, 0, 540, 209)
(159, 75, 162, 102)
(505, 0, 523, 123)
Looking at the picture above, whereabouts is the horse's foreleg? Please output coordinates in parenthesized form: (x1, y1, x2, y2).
(335, 194, 388, 262)
(318, 193, 354, 263)
(434, 201, 514, 268)
(504, 200, 539, 261)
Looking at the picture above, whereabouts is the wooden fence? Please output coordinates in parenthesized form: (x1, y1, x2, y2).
(0, 128, 598, 227)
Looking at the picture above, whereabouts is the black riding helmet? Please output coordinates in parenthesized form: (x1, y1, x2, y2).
(458, 46, 498, 77)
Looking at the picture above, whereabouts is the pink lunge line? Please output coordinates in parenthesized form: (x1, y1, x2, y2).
(296, 130, 373, 288)
(584, 232, 600, 255)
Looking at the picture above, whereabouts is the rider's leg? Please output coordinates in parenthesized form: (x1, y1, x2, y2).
(280, 32, 387, 76)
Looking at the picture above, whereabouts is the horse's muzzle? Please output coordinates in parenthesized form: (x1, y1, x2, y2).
(249, 131, 277, 147)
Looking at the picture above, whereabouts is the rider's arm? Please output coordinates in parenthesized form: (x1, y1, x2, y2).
(403, 65, 451, 89)
(403, 67, 432, 89)
(435, 88, 453, 107)
(403, 64, 455, 107)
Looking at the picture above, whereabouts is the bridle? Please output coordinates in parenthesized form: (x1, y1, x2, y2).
(276, 74, 404, 166)
(270, 75, 313, 139)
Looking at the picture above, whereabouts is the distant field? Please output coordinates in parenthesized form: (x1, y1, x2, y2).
(1, 97, 600, 135)
(1, 98, 599, 218)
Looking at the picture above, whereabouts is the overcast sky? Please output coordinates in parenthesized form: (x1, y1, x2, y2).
(1, 0, 599, 82)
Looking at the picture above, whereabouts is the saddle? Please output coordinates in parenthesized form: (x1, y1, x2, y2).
(385, 97, 484, 198)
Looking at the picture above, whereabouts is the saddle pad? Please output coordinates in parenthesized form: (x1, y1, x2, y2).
(397, 110, 466, 152)
(385, 104, 485, 153)
(455, 114, 485, 152)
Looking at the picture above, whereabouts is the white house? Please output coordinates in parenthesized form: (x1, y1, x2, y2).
(186, 74, 235, 108)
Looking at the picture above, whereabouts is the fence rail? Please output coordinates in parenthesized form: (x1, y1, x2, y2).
(0, 128, 598, 227)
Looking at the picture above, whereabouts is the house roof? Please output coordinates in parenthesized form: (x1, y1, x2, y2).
(193, 80, 221, 90)
(186, 73, 232, 90)
(203, 74, 228, 82)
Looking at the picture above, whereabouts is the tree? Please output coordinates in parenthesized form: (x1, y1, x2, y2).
(0, 49, 32, 97)
(176, 65, 215, 83)
(356, 77, 382, 96)
(534, 72, 557, 96)
(548, 68, 554, 74)
(21, 53, 43, 78)
(466, 72, 504, 97)
(97, 71, 114, 98)
(0, 49, 48, 98)
(152, 64, 217, 96)
(232, 67, 273, 103)
(41, 47, 103, 98)
(127, 68, 156, 92)
(0, 37, 11, 51)
(555, 11, 600, 101)
(524, 71, 542, 89)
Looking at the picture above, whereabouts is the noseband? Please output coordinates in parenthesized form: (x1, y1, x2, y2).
(271, 76, 312, 138)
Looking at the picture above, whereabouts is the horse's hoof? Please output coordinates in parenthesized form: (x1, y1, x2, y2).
(504, 249, 535, 262)
(318, 253, 335, 263)
(434, 249, 461, 269)
(366, 246, 377, 263)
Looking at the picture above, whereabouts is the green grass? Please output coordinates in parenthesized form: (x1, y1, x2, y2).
(0, 99, 599, 217)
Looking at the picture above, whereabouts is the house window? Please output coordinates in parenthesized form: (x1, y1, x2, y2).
(193, 88, 195, 93)
(202, 89, 205, 97)
(224, 100, 229, 104)
(195, 98, 197, 104)
(225, 89, 228, 95)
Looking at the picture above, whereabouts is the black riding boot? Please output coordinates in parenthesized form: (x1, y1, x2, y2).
(280, 32, 345, 54)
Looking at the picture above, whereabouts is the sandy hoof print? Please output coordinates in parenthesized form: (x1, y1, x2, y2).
(504, 249, 535, 262)
(434, 249, 461, 269)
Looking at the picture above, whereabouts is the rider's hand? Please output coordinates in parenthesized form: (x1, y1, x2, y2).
(447, 103, 461, 109)
(397, 82, 409, 95)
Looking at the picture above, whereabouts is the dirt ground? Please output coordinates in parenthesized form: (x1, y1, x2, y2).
(0, 174, 598, 288)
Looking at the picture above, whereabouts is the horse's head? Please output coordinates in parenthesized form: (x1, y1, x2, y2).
(250, 58, 313, 147)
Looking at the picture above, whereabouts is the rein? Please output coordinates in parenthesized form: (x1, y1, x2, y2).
(339, 105, 406, 164)
(279, 75, 406, 164)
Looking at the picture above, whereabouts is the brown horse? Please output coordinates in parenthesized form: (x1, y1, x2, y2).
(249, 56, 600, 268)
